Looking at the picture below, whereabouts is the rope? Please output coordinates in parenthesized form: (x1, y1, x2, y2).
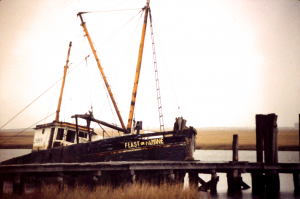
(85, 57, 93, 111)
(44, 79, 61, 124)
(94, 9, 143, 52)
(0, 56, 87, 130)
(97, 123, 110, 137)
(0, 112, 56, 145)
(152, 18, 183, 117)
(92, 9, 144, 128)
(85, 8, 142, 13)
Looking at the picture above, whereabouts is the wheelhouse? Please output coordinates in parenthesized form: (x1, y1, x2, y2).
(32, 121, 101, 152)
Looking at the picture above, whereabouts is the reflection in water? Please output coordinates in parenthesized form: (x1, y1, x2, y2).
(193, 150, 300, 199)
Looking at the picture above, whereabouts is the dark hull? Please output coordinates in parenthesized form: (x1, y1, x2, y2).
(1, 128, 196, 165)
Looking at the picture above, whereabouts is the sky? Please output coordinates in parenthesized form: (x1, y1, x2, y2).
(0, 0, 300, 130)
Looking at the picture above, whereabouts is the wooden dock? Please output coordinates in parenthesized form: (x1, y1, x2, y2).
(1, 113, 300, 196)
(1, 160, 300, 195)
(1, 161, 300, 173)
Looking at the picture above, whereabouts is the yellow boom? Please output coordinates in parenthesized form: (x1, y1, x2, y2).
(126, 0, 150, 133)
(55, 41, 72, 122)
(78, 13, 126, 131)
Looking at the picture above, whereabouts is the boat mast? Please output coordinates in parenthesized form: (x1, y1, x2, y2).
(55, 41, 72, 122)
(77, 12, 127, 131)
(126, 0, 150, 133)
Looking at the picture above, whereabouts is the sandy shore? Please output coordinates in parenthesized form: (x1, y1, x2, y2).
(0, 128, 298, 150)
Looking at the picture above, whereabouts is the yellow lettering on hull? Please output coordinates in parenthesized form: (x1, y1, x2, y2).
(124, 138, 163, 149)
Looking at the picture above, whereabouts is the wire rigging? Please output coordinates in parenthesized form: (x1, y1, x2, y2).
(149, 8, 165, 132)
(84, 8, 142, 13)
(0, 57, 85, 130)
(152, 17, 183, 117)
(93, 9, 143, 53)
(92, 9, 144, 128)
(0, 112, 56, 145)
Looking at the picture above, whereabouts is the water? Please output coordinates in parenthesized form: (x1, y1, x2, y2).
(193, 150, 300, 198)
(1, 149, 300, 198)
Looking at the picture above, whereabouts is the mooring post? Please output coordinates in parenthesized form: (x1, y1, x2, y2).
(130, 170, 136, 184)
(227, 135, 241, 192)
(188, 172, 198, 189)
(13, 173, 22, 195)
(265, 114, 280, 193)
(294, 114, 300, 194)
(58, 173, 64, 192)
(252, 114, 266, 194)
(227, 169, 241, 193)
(233, 134, 238, 162)
(210, 170, 219, 194)
(256, 114, 264, 163)
(0, 175, 3, 197)
(294, 173, 300, 194)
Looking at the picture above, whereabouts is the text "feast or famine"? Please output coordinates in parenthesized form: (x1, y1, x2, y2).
(125, 138, 164, 149)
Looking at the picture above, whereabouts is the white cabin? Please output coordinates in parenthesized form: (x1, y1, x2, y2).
(32, 121, 102, 152)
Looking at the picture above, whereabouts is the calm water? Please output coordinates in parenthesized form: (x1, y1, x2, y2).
(1, 149, 300, 198)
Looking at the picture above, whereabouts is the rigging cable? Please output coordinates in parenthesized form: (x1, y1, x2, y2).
(44, 77, 61, 124)
(0, 8, 143, 131)
(92, 9, 144, 128)
(149, 8, 165, 132)
(84, 8, 142, 13)
(0, 56, 87, 130)
(85, 56, 93, 112)
(152, 17, 183, 117)
(93, 9, 143, 55)
(0, 112, 56, 145)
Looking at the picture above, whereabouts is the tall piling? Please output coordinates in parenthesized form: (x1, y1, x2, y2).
(265, 114, 280, 193)
(293, 114, 300, 194)
(227, 134, 242, 193)
(252, 114, 266, 194)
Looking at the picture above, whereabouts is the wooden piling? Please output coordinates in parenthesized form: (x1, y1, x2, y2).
(251, 172, 265, 194)
(227, 169, 241, 192)
(188, 172, 198, 188)
(255, 114, 264, 163)
(265, 114, 280, 193)
(0, 175, 3, 197)
(233, 134, 238, 162)
(253, 114, 266, 194)
(293, 173, 300, 194)
(13, 173, 22, 195)
(210, 170, 219, 194)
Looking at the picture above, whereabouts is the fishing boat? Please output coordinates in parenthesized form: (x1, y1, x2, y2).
(1, 0, 197, 165)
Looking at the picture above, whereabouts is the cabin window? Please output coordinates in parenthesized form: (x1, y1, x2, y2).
(42, 129, 45, 134)
(66, 130, 76, 143)
(56, 128, 64, 140)
(79, 131, 87, 138)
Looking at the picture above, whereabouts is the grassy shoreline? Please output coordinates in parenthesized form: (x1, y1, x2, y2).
(2, 183, 201, 199)
(0, 128, 299, 151)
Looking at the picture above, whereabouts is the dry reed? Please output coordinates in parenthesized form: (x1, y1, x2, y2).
(1, 183, 202, 199)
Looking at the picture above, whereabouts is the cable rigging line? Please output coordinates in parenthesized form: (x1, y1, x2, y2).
(149, 8, 165, 132)
(91, 9, 144, 128)
(1, 8, 143, 131)
(93, 9, 143, 53)
(0, 57, 87, 129)
(0, 112, 56, 145)
(84, 8, 142, 14)
(151, 17, 183, 117)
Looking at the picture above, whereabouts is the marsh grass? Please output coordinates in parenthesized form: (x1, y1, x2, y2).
(2, 183, 201, 199)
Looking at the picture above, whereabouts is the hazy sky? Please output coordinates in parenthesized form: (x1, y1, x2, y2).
(1, 0, 300, 130)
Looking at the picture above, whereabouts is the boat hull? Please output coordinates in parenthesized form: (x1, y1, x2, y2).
(1, 128, 196, 165)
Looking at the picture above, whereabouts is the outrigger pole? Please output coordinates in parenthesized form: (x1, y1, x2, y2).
(77, 12, 127, 132)
(55, 41, 72, 122)
(126, 0, 150, 133)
